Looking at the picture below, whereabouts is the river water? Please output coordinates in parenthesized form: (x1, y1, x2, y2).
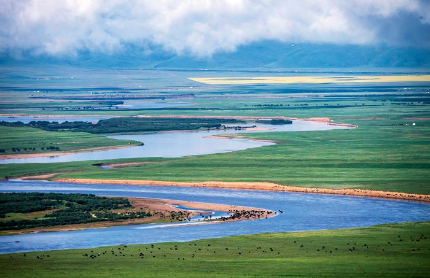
(1, 180, 430, 254)
(0, 121, 348, 164)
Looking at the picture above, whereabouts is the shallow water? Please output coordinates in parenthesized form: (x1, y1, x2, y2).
(1, 180, 430, 254)
(0, 121, 347, 164)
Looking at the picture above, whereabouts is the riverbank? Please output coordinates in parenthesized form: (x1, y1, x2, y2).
(0, 125, 141, 159)
(55, 178, 430, 203)
(0, 196, 273, 236)
(0, 116, 353, 160)
(0, 145, 136, 160)
(135, 115, 357, 128)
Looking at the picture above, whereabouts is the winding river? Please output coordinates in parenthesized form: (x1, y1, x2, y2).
(2, 120, 428, 255)
(1, 180, 430, 254)
(0, 121, 348, 164)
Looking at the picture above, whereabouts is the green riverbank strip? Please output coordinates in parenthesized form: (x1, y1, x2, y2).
(0, 126, 140, 156)
(1, 221, 429, 277)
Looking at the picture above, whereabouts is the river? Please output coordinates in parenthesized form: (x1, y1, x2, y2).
(1, 180, 430, 254)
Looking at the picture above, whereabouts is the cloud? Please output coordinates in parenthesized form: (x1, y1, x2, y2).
(1, 0, 429, 58)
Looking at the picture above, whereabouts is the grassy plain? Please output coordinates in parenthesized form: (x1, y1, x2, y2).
(1, 91, 430, 195)
(1, 69, 430, 195)
(52, 122, 430, 194)
(0, 126, 140, 155)
(1, 221, 429, 277)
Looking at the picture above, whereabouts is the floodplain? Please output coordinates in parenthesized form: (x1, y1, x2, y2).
(1, 67, 430, 277)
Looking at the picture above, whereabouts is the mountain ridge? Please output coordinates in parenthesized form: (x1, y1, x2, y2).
(1, 41, 430, 69)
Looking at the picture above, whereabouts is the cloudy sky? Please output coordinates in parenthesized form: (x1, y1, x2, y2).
(1, 0, 429, 58)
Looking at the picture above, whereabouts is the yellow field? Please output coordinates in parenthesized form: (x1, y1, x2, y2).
(190, 75, 430, 84)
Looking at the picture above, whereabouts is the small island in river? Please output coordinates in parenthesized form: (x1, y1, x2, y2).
(0, 192, 273, 235)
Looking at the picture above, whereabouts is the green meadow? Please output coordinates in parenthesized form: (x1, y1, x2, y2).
(56, 120, 430, 194)
(1, 90, 430, 195)
(1, 70, 430, 277)
(1, 221, 429, 277)
(0, 126, 140, 156)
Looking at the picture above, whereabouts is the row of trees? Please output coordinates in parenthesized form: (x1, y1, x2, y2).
(0, 117, 245, 134)
(256, 119, 293, 125)
(2, 146, 60, 153)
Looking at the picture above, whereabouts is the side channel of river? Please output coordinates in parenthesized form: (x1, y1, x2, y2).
(0, 121, 348, 164)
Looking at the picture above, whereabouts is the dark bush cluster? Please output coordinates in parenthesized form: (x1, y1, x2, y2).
(0, 117, 245, 134)
(0, 193, 151, 230)
(256, 119, 292, 125)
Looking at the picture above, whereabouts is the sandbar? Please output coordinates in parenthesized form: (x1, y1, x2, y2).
(55, 178, 430, 203)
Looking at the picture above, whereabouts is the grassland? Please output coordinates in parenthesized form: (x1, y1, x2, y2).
(49, 122, 429, 195)
(1, 91, 429, 195)
(1, 221, 429, 277)
(1, 69, 429, 195)
(0, 126, 140, 156)
(1, 69, 430, 277)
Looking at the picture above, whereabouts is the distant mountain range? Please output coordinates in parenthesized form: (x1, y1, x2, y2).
(2, 41, 430, 69)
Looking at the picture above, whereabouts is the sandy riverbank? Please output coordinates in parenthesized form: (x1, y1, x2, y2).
(0, 145, 135, 160)
(54, 178, 430, 203)
(0, 196, 272, 236)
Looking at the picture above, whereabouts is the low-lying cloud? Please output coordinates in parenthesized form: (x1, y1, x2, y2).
(1, 0, 429, 58)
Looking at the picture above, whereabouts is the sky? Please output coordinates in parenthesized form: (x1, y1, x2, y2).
(1, 0, 430, 58)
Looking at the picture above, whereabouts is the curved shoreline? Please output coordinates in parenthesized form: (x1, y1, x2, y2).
(0, 116, 354, 160)
(0, 196, 273, 236)
(0, 145, 136, 160)
(55, 178, 430, 203)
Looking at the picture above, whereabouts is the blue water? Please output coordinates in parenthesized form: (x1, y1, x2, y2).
(0, 121, 348, 164)
(1, 180, 430, 254)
